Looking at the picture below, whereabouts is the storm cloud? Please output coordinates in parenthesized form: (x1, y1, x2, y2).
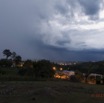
(0, 0, 104, 61)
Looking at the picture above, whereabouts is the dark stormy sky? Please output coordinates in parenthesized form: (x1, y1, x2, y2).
(0, 0, 104, 61)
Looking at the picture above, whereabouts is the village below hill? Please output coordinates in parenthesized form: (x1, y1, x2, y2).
(0, 49, 104, 85)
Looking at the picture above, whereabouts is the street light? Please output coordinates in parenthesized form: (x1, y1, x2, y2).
(60, 68, 63, 71)
(53, 67, 56, 71)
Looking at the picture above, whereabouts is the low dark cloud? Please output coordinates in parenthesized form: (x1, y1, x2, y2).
(79, 0, 100, 15)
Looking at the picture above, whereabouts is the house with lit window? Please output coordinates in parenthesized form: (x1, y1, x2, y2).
(54, 70, 75, 79)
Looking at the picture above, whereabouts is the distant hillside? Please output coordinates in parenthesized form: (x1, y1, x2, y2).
(69, 61, 104, 75)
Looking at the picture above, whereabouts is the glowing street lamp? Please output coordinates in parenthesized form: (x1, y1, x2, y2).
(60, 68, 63, 71)
(53, 67, 56, 71)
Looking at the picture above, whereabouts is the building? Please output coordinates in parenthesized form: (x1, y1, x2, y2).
(54, 70, 75, 79)
(87, 73, 103, 84)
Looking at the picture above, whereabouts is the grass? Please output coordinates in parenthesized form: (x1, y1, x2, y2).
(0, 81, 104, 103)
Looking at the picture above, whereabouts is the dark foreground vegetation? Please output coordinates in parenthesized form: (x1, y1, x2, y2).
(0, 81, 104, 103)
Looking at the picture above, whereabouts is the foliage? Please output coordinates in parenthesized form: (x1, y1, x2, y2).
(69, 75, 80, 82)
(17, 60, 55, 79)
(75, 70, 84, 82)
(23, 60, 33, 68)
(69, 61, 104, 75)
(11, 52, 16, 60)
(14, 55, 22, 66)
(33, 60, 55, 78)
(3, 49, 12, 59)
(0, 59, 12, 67)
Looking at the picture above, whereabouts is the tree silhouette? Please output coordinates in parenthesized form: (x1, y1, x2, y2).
(23, 60, 33, 68)
(14, 55, 22, 66)
(0, 59, 12, 67)
(11, 52, 16, 60)
(33, 60, 55, 78)
(3, 49, 12, 59)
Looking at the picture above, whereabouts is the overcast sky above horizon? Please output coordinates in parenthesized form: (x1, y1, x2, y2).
(0, 0, 104, 61)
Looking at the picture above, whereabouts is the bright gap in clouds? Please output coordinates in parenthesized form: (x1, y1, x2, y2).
(40, 0, 104, 51)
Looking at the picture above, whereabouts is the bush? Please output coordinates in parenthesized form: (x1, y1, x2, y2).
(70, 75, 80, 82)
(0, 59, 12, 67)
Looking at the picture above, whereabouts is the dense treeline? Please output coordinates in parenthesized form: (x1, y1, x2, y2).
(0, 49, 57, 80)
(69, 61, 104, 75)
(18, 60, 55, 78)
(0, 59, 56, 79)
